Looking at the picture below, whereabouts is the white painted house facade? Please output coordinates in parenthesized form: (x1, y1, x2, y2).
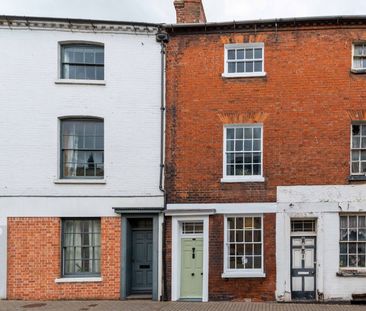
(276, 185, 366, 302)
(0, 16, 165, 300)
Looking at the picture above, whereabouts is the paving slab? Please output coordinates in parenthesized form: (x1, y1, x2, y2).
(0, 301, 365, 311)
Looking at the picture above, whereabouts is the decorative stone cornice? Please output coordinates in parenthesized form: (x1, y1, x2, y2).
(0, 16, 159, 34)
(217, 112, 269, 124)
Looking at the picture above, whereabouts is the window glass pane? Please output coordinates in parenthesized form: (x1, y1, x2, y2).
(245, 61, 254, 72)
(235, 165, 244, 175)
(85, 52, 95, 64)
(245, 49, 253, 59)
(244, 140, 252, 151)
(228, 62, 236, 73)
(237, 62, 244, 72)
(355, 45, 363, 56)
(235, 128, 243, 139)
(227, 49, 235, 60)
(352, 151, 360, 161)
(226, 140, 234, 151)
(96, 67, 104, 80)
(227, 128, 234, 139)
(236, 49, 244, 59)
(254, 61, 262, 72)
(235, 140, 243, 151)
(244, 128, 252, 139)
(253, 127, 261, 139)
(85, 66, 96, 80)
(353, 125, 360, 136)
(244, 153, 251, 164)
(253, 140, 261, 151)
(253, 164, 261, 175)
(352, 162, 360, 173)
(235, 153, 244, 164)
(227, 153, 234, 164)
(95, 52, 104, 64)
(254, 48, 262, 59)
(227, 165, 234, 175)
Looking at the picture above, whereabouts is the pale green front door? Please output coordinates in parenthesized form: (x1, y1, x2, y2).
(180, 238, 203, 299)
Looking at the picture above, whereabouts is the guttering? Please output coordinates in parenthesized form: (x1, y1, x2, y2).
(163, 15, 366, 34)
(0, 15, 161, 28)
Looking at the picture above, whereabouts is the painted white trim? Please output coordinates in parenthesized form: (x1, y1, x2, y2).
(0, 217, 7, 299)
(223, 214, 265, 278)
(167, 203, 276, 214)
(171, 215, 209, 302)
(221, 176, 265, 183)
(222, 72, 266, 78)
(223, 42, 265, 78)
(158, 213, 164, 300)
(222, 272, 266, 278)
(0, 197, 164, 217)
(222, 124, 264, 181)
(54, 179, 106, 184)
(55, 79, 106, 85)
(55, 277, 102, 283)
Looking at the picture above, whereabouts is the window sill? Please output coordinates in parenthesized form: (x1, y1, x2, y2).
(221, 176, 265, 183)
(336, 270, 366, 277)
(222, 72, 267, 79)
(54, 179, 106, 184)
(350, 68, 366, 74)
(349, 175, 366, 181)
(55, 79, 106, 85)
(55, 277, 102, 283)
(222, 271, 266, 278)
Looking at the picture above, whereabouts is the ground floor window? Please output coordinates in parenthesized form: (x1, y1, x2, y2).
(340, 214, 366, 268)
(225, 215, 263, 272)
(62, 218, 101, 276)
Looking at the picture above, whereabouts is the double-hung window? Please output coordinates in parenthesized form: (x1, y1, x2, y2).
(340, 215, 366, 269)
(223, 43, 265, 78)
(223, 215, 264, 277)
(352, 43, 366, 72)
(61, 44, 104, 80)
(61, 118, 104, 179)
(223, 124, 264, 182)
(62, 219, 101, 276)
(351, 124, 366, 175)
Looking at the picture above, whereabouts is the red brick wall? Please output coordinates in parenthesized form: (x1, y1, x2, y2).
(165, 27, 366, 204)
(208, 214, 275, 301)
(7, 217, 120, 300)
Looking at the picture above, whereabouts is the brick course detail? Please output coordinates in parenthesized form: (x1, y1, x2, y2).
(7, 217, 120, 300)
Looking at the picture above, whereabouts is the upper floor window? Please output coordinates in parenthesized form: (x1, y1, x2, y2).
(352, 43, 366, 72)
(351, 124, 366, 175)
(61, 118, 104, 179)
(340, 215, 366, 269)
(223, 43, 265, 78)
(222, 125, 264, 182)
(61, 44, 104, 80)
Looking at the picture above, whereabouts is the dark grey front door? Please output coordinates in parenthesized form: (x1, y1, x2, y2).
(291, 236, 316, 300)
(131, 230, 153, 293)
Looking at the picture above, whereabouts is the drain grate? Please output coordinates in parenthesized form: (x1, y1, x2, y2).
(22, 303, 47, 309)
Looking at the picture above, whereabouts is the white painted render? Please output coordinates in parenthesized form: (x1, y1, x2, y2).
(167, 202, 276, 214)
(276, 185, 366, 302)
(0, 23, 164, 299)
(0, 26, 163, 198)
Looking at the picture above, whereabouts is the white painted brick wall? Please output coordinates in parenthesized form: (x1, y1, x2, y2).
(0, 28, 163, 197)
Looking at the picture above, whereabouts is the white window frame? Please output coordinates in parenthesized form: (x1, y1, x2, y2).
(55, 41, 106, 85)
(222, 43, 266, 78)
(339, 214, 366, 270)
(350, 123, 366, 176)
(351, 42, 366, 73)
(221, 124, 264, 183)
(222, 214, 265, 278)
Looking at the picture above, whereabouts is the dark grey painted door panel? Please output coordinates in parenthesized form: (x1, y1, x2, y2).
(131, 230, 153, 293)
(291, 236, 316, 300)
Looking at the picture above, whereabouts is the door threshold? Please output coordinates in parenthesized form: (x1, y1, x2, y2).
(126, 294, 152, 300)
(178, 298, 202, 302)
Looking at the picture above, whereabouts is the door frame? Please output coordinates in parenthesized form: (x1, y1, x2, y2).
(120, 214, 159, 300)
(171, 216, 209, 302)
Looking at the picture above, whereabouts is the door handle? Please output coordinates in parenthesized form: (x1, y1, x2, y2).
(192, 247, 196, 259)
(201, 272, 203, 276)
(191, 273, 195, 276)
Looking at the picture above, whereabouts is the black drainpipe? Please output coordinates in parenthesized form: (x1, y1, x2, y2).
(156, 28, 169, 301)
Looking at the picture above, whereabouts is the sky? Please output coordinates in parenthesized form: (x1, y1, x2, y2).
(0, 0, 366, 24)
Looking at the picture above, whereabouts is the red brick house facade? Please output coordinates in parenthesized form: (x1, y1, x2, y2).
(164, 0, 366, 302)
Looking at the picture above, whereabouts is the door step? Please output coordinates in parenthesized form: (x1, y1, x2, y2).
(126, 294, 152, 300)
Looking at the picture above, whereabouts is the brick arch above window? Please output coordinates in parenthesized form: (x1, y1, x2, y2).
(217, 112, 269, 124)
(347, 110, 366, 121)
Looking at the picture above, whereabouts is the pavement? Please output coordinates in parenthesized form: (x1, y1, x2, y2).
(0, 301, 365, 311)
